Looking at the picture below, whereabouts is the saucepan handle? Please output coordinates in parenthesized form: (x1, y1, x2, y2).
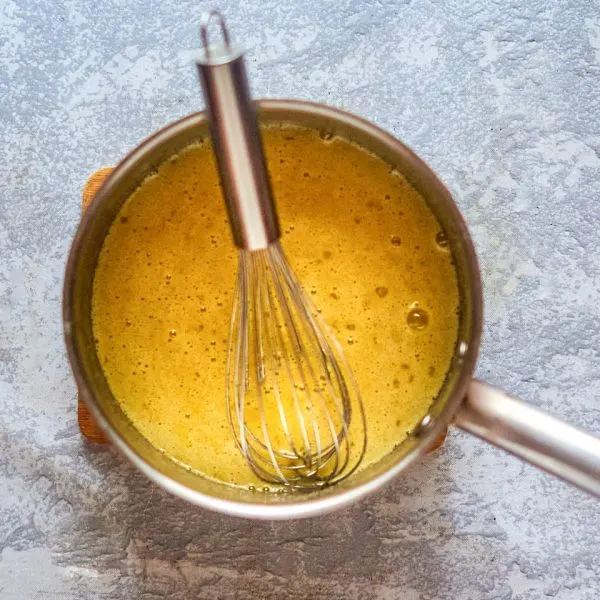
(454, 379, 600, 497)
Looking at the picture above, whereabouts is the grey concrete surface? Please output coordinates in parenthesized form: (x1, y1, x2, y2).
(1, 1, 600, 598)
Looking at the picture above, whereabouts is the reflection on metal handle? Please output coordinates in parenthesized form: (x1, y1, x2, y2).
(196, 11, 280, 250)
(455, 380, 600, 497)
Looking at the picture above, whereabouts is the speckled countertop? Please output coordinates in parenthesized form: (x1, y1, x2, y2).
(1, 1, 600, 598)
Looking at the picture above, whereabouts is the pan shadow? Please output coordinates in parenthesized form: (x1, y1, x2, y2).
(62, 431, 474, 599)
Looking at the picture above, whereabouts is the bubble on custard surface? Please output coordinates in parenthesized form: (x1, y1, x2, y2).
(407, 307, 429, 330)
(436, 230, 449, 249)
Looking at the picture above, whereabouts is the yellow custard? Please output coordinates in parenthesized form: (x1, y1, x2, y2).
(92, 126, 459, 487)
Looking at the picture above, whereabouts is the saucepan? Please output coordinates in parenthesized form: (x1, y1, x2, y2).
(63, 100, 600, 519)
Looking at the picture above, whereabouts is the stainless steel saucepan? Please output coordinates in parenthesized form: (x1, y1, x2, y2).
(63, 100, 600, 519)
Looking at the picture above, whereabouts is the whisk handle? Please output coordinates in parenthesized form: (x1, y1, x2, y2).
(196, 12, 280, 250)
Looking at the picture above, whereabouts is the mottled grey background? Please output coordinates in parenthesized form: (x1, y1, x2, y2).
(1, 0, 600, 598)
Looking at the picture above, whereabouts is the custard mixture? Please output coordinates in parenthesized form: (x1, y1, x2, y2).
(92, 126, 459, 487)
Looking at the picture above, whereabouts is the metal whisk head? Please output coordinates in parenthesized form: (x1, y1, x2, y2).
(226, 242, 366, 488)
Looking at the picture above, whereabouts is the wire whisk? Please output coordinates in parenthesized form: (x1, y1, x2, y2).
(196, 11, 366, 488)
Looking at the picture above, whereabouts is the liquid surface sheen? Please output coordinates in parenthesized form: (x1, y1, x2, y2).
(92, 126, 459, 488)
